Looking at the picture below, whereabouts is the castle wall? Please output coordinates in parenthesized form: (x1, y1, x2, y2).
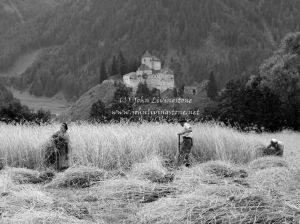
(153, 61, 161, 70)
(137, 69, 152, 76)
(146, 73, 175, 92)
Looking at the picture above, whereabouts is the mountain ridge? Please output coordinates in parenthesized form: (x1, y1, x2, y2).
(0, 0, 299, 101)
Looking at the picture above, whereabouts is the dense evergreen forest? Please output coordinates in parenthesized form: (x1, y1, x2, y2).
(0, 0, 300, 101)
(0, 0, 61, 31)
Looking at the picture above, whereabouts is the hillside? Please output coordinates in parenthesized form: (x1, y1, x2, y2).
(0, 0, 300, 100)
(59, 80, 117, 121)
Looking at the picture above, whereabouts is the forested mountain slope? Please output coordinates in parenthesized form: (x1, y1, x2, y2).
(1, 0, 299, 101)
(0, 83, 14, 107)
(0, 0, 61, 33)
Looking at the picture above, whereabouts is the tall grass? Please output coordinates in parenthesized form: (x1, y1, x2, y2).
(0, 122, 298, 170)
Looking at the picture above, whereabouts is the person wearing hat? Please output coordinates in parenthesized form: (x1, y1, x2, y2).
(177, 118, 193, 167)
(44, 123, 72, 171)
(263, 139, 284, 156)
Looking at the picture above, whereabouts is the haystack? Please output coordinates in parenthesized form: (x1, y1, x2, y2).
(137, 189, 295, 224)
(131, 156, 174, 183)
(249, 156, 288, 170)
(46, 166, 107, 188)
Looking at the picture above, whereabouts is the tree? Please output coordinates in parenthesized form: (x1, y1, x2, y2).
(173, 88, 178, 97)
(117, 50, 128, 76)
(0, 101, 51, 124)
(113, 83, 130, 100)
(106, 83, 133, 121)
(207, 71, 218, 100)
(100, 59, 108, 83)
(128, 59, 140, 73)
(178, 84, 185, 97)
(259, 32, 300, 130)
(110, 56, 118, 76)
(90, 100, 107, 122)
(203, 76, 292, 131)
(136, 82, 151, 98)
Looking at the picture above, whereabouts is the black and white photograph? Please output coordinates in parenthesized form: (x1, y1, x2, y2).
(0, 0, 300, 223)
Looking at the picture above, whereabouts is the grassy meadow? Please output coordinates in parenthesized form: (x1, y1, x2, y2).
(0, 122, 300, 223)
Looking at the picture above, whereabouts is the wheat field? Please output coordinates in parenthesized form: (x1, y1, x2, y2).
(0, 122, 300, 223)
(0, 122, 280, 169)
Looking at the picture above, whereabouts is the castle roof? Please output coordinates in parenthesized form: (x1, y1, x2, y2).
(142, 51, 161, 62)
(161, 67, 174, 75)
(124, 72, 137, 79)
(138, 64, 152, 71)
(152, 56, 160, 61)
(142, 50, 152, 58)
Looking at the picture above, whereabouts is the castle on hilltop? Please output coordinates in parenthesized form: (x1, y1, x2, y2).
(123, 51, 175, 93)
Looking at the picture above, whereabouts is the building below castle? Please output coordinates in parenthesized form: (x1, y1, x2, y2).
(123, 51, 175, 94)
(184, 81, 209, 96)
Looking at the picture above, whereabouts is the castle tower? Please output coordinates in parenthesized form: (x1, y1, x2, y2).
(141, 51, 153, 69)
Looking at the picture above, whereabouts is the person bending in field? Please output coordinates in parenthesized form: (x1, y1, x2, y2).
(44, 123, 72, 171)
(263, 139, 284, 156)
(177, 118, 193, 168)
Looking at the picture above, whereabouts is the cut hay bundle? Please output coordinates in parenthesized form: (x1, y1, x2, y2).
(249, 167, 292, 192)
(4, 167, 55, 185)
(0, 210, 94, 224)
(11, 185, 54, 206)
(47, 166, 107, 188)
(0, 185, 54, 219)
(93, 179, 177, 203)
(53, 201, 91, 220)
(131, 157, 174, 183)
(173, 165, 223, 193)
(137, 190, 295, 224)
(173, 165, 249, 194)
(201, 160, 248, 178)
(0, 173, 14, 194)
(249, 156, 288, 170)
(203, 184, 246, 198)
(7, 167, 41, 184)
